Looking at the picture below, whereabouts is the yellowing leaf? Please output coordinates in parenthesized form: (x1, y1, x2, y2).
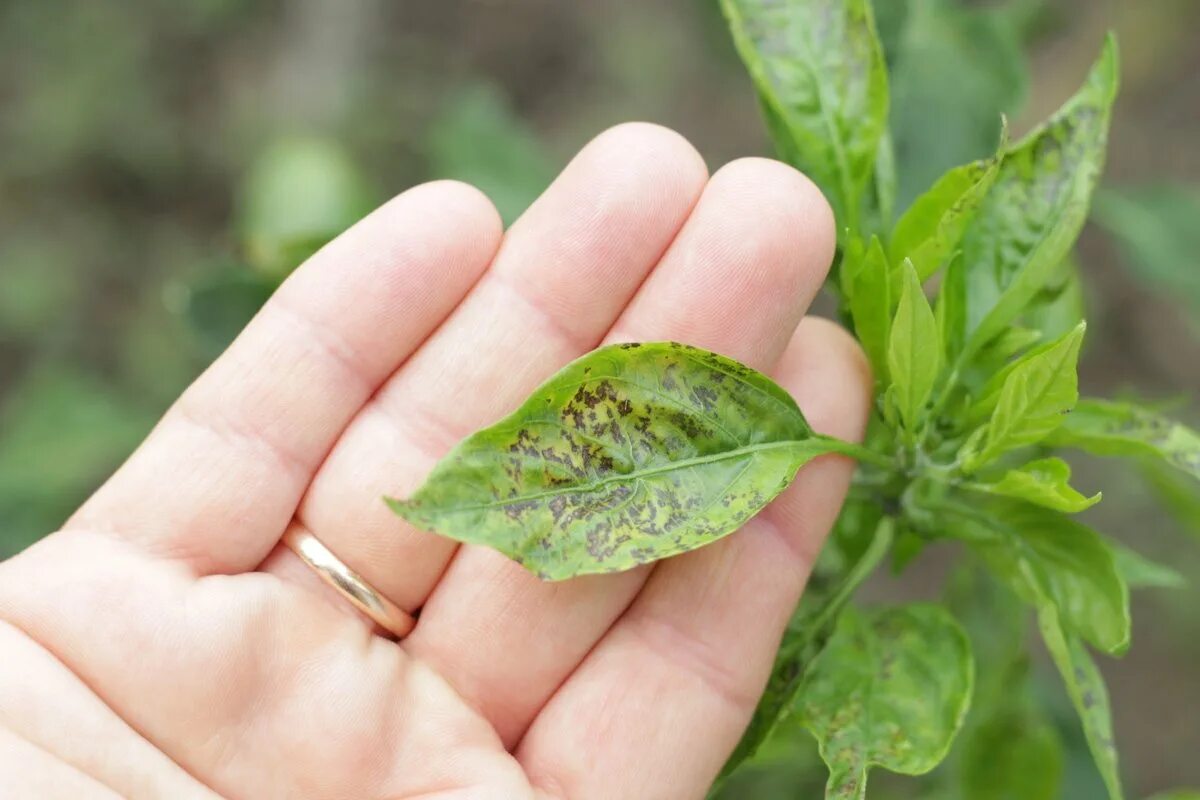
(961, 37, 1118, 359)
(388, 342, 863, 580)
(888, 260, 942, 433)
(798, 603, 973, 800)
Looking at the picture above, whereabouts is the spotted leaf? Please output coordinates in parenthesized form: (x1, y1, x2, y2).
(387, 342, 858, 580)
(798, 603, 974, 800)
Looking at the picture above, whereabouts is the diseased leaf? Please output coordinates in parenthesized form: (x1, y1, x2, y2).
(1045, 398, 1200, 481)
(961, 709, 1064, 800)
(843, 236, 892, 381)
(960, 37, 1118, 360)
(1025, 253, 1087, 341)
(722, 515, 894, 780)
(888, 259, 942, 433)
(388, 342, 860, 580)
(1038, 607, 1125, 800)
(958, 501, 1130, 655)
(961, 322, 1085, 472)
(968, 457, 1099, 513)
(798, 603, 973, 799)
(1109, 543, 1185, 590)
(890, 144, 1003, 281)
(720, 0, 888, 235)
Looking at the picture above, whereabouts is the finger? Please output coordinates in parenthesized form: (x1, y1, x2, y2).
(277, 123, 708, 609)
(517, 318, 872, 799)
(0, 726, 124, 800)
(404, 159, 837, 746)
(70, 182, 502, 574)
(0, 621, 218, 799)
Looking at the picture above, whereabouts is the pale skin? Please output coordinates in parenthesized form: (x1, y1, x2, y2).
(0, 124, 872, 799)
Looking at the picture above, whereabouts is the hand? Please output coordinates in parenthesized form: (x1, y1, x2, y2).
(0, 124, 870, 800)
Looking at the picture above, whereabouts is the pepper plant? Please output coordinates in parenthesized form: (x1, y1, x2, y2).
(387, 1, 1200, 798)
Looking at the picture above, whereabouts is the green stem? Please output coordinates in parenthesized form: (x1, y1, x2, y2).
(816, 435, 896, 470)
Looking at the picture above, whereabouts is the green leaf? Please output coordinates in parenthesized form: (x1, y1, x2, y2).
(1142, 460, 1200, 540)
(843, 236, 892, 381)
(961, 322, 1085, 472)
(889, 144, 1003, 281)
(960, 36, 1118, 360)
(720, 0, 888, 236)
(798, 603, 973, 799)
(888, 259, 941, 433)
(238, 137, 373, 279)
(935, 252, 967, 362)
(960, 502, 1130, 655)
(388, 342, 865, 580)
(1025, 254, 1087, 341)
(967, 457, 1099, 513)
(961, 709, 1064, 800)
(425, 83, 556, 226)
(1109, 542, 1185, 590)
(721, 514, 894, 780)
(1045, 398, 1200, 481)
(1038, 607, 1124, 800)
(888, 0, 1030, 209)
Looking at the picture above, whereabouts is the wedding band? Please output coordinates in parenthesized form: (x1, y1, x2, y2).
(282, 526, 416, 639)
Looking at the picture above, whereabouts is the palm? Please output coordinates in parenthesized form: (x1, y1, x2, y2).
(0, 124, 869, 800)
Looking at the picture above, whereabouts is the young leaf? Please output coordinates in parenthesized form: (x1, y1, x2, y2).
(843, 236, 892, 381)
(387, 342, 862, 580)
(960, 36, 1118, 360)
(888, 260, 941, 433)
(960, 709, 1064, 800)
(960, 322, 1085, 472)
(960, 501, 1130, 655)
(720, 0, 888, 235)
(889, 144, 1003, 281)
(798, 603, 973, 799)
(1109, 542, 1186, 590)
(1045, 398, 1200, 481)
(966, 456, 1100, 513)
(1038, 607, 1125, 800)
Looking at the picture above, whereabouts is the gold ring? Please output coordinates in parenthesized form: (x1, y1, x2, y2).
(281, 525, 416, 639)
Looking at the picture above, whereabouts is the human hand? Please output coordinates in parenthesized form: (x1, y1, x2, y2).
(0, 124, 870, 800)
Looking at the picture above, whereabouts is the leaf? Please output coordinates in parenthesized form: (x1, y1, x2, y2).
(967, 457, 1100, 513)
(935, 252, 967, 362)
(1109, 542, 1186, 590)
(1142, 460, 1200, 540)
(238, 137, 373, 279)
(888, 0, 1029, 209)
(1024, 254, 1087, 341)
(388, 342, 862, 580)
(961, 709, 1064, 800)
(960, 322, 1085, 472)
(720, 0, 888, 235)
(960, 501, 1130, 655)
(425, 83, 556, 226)
(721, 514, 894, 780)
(843, 236, 892, 381)
(798, 603, 973, 799)
(889, 143, 1003, 281)
(888, 259, 942, 433)
(1045, 398, 1200, 481)
(1038, 607, 1124, 800)
(960, 36, 1118, 360)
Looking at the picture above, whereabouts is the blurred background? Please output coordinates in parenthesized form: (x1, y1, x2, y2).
(0, 0, 1196, 797)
